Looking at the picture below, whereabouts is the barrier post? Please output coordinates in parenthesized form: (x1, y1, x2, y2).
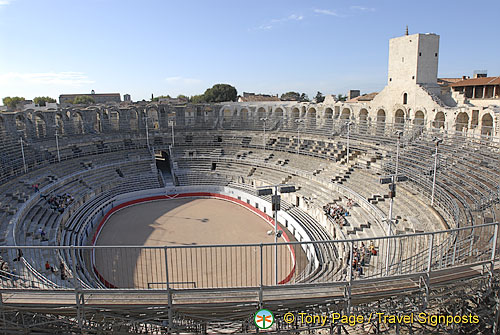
(259, 243, 263, 308)
(427, 234, 434, 277)
(347, 241, 353, 314)
(491, 223, 498, 274)
(165, 246, 173, 333)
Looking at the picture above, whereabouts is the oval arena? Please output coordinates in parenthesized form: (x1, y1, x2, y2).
(0, 32, 499, 334)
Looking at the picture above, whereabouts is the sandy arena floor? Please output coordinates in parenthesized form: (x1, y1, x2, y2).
(93, 198, 302, 288)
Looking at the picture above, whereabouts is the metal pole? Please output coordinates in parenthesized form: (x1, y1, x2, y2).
(431, 143, 439, 206)
(297, 126, 300, 155)
(144, 114, 150, 149)
(55, 129, 61, 163)
(171, 121, 175, 146)
(263, 120, 266, 151)
(346, 122, 350, 165)
(20, 137, 27, 173)
(274, 186, 278, 285)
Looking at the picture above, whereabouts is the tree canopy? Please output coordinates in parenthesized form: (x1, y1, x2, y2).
(315, 92, 325, 103)
(33, 96, 56, 106)
(152, 95, 171, 102)
(2, 96, 25, 109)
(203, 84, 237, 103)
(190, 94, 205, 104)
(72, 95, 95, 105)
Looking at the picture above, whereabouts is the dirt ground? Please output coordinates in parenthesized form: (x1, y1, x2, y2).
(94, 198, 304, 288)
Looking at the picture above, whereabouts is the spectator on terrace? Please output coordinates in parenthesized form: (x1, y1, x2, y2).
(13, 249, 23, 262)
(45, 261, 50, 271)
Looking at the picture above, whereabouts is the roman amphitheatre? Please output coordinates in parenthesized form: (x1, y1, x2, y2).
(0, 31, 498, 334)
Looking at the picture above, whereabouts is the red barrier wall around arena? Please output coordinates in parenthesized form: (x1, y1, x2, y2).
(91, 192, 296, 288)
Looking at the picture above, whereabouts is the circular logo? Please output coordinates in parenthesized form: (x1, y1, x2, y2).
(254, 309, 274, 330)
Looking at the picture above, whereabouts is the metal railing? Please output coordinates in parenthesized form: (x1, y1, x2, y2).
(0, 222, 497, 291)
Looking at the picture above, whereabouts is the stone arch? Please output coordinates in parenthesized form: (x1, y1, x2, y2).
(34, 114, 46, 138)
(147, 109, 160, 129)
(307, 107, 317, 128)
(257, 107, 266, 120)
(325, 108, 333, 119)
(223, 108, 232, 123)
(110, 110, 120, 131)
(394, 109, 405, 125)
(73, 112, 84, 134)
(292, 108, 300, 120)
(414, 110, 425, 125)
(15, 114, 27, 137)
(55, 114, 64, 135)
(130, 109, 139, 131)
(340, 108, 351, 120)
(274, 107, 284, 119)
(434, 112, 445, 129)
(240, 108, 249, 122)
(376, 109, 386, 134)
(94, 112, 102, 133)
(359, 108, 368, 122)
(455, 112, 469, 132)
(481, 113, 493, 136)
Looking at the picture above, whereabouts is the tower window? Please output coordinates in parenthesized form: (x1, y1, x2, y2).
(419, 52, 422, 56)
(389, 78, 392, 82)
(435, 53, 438, 57)
(403, 93, 408, 105)
(402, 57, 404, 62)
(412, 76, 415, 80)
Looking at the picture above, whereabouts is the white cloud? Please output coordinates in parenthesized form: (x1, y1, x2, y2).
(0, 1, 11, 5)
(314, 9, 341, 17)
(254, 14, 303, 30)
(0, 72, 95, 86)
(350, 6, 375, 12)
(165, 76, 202, 85)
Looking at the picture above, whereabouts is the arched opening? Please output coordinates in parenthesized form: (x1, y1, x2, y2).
(359, 109, 368, 122)
(55, 114, 64, 135)
(94, 112, 102, 133)
(395, 109, 405, 125)
(257, 107, 266, 120)
(130, 110, 139, 131)
(16, 115, 26, 137)
(307, 107, 316, 128)
(110, 110, 120, 131)
(455, 112, 469, 132)
(73, 112, 84, 134)
(274, 107, 284, 119)
(148, 109, 159, 129)
(414, 111, 425, 126)
(434, 112, 445, 129)
(403, 93, 408, 105)
(240, 108, 248, 123)
(292, 108, 300, 120)
(223, 108, 232, 123)
(35, 114, 46, 138)
(481, 113, 493, 136)
(359, 108, 368, 133)
(325, 108, 333, 119)
(340, 108, 351, 120)
(376, 109, 386, 134)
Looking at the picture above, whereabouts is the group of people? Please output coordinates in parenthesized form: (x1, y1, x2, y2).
(45, 260, 67, 280)
(323, 203, 349, 226)
(42, 193, 74, 213)
(349, 242, 378, 278)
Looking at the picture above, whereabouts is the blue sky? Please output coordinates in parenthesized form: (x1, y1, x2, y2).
(1, 0, 499, 102)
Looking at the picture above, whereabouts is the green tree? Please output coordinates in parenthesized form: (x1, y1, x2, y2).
(280, 92, 300, 101)
(72, 95, 95, 105)
(300, 93, 309, 102)
(152, 95, 171, 102)
(190, 94, 205, 104)
(2, 96, 25, 109)
(315, 91, 325, 103)
(203, 84, 237, 103)
(33, 96, 56, 106)
(177, 94, 189, 101)
(337, 94, 347, 102)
